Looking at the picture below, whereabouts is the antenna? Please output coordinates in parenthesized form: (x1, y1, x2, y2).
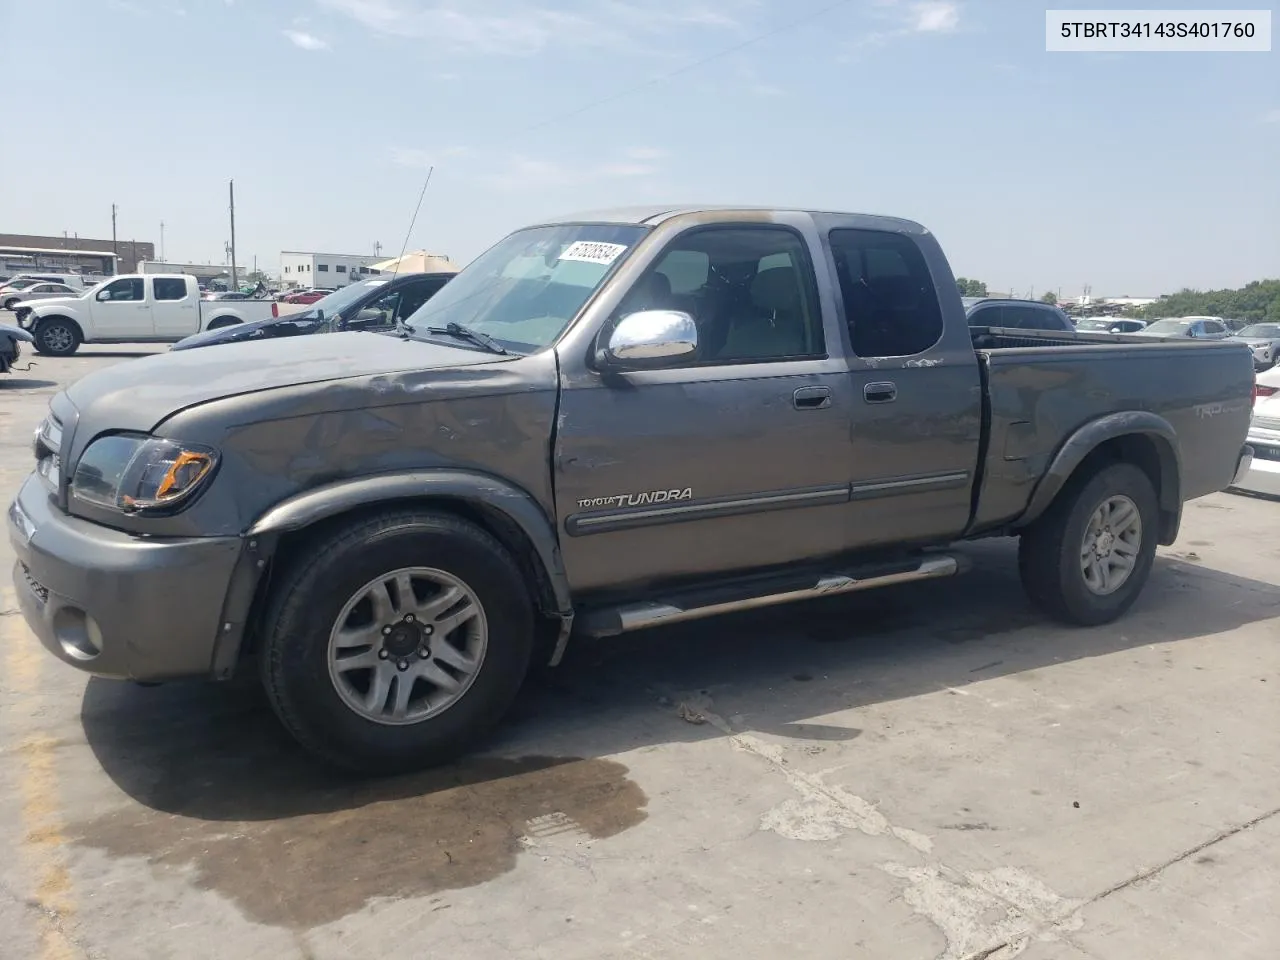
(392, 166, 433, 282)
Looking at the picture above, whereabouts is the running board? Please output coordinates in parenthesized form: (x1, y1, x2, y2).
(578, 554, 964, 638)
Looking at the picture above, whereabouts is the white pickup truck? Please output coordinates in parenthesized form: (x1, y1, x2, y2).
(20, 274, 276, 356)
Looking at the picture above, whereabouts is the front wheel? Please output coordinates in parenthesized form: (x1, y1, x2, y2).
(1018, 462, 1158, 626)
(33, 318, 81, 356)
(259, 509, 535, 774)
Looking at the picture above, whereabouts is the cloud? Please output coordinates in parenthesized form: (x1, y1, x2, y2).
(389, 145, 472, 168)
(316, 0, 745, 55)
(283, 29, 331, 50)
(480, 147, 669, 190)
(910, 1, 958, 33)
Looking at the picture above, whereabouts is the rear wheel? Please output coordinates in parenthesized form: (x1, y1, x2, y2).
(3, 297, 19, 311)
(33, 318, 81, 356)
(1019, 462, 1158, 625)
(206, 316, 240, 330)
(259, 509, 535, 774)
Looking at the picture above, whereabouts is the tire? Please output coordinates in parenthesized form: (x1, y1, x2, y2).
(3, 297, 18, 311)
(206, 316, 240, 330)
(33, 317, 81, 356)
(1018, 462, 1158, 626)
(259, 509, 535, 774)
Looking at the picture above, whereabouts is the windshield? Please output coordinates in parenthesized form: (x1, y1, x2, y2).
(401, 223, 648, 353)
(1238, 324, 1280, 337)
(5, 278, 41, 290)
(1142, 319, 1194, 334)
(293, 280, 389, 319)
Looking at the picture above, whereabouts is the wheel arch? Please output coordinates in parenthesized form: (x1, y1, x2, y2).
(205, 315, 242, 330)
(1018, 412, 1182, 545)
(210, 471, 571, 678)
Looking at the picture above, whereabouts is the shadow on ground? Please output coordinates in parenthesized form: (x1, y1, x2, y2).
(0, 377, 58, 389)
(73, 538, 1280, 928)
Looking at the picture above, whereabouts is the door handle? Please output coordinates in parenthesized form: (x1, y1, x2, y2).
(793, 385, 832, 410)
(864, 381, 897, 403)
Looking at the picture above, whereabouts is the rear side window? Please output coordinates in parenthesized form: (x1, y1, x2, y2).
(829, 229, 943, 358)
(153, 278, 188, 301)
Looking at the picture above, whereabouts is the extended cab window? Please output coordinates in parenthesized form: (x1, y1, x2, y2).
(153, 278, 188, 301)
(615, 226, 824, 364)
(99, 278, 144, 302)
(829, 229, 943, 358)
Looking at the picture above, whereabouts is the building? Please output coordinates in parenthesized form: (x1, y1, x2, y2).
(0, 232, 154, 273)
(280, 251, 386, 289)
(137, 261, 249, 285)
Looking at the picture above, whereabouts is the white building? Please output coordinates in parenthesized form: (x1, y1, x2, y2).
(279, 251, 386, 290)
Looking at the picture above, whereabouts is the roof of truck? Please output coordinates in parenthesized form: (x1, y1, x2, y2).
(537, 205, 928, 233)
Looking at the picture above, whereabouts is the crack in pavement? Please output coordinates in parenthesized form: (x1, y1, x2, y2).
(682, 693, 1277, 960)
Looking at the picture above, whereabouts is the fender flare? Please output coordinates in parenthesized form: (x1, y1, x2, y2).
(248, 468, 570, 610)
(1018, 411, 1182, 534)
(209, 470, 571, 679)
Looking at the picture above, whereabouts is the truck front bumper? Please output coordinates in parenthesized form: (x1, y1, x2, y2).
(8, 473, 244, 681)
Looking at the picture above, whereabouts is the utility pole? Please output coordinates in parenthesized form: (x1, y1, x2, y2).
(373, 241, 383, 258)
(111, 204, 118, 257)
(160, 221, 165, 261)
(228, 179, 238, 291)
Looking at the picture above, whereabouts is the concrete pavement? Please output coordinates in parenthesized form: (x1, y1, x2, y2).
(0, 344, 1275, 959)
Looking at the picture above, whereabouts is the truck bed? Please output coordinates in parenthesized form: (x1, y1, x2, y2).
(967, 327, 1253, 537)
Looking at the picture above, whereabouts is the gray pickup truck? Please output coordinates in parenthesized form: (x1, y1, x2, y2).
(9, 206, 1255, 773)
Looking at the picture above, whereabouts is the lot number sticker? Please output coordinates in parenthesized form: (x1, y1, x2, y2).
(558, 241, 628, 265)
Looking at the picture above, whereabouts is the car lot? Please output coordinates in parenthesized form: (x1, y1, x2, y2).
(0, 345, 1276, 959)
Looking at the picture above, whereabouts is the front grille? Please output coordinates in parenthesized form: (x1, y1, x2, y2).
(20, 563, 49, 603)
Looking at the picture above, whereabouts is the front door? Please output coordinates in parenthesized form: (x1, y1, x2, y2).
(91, 277, 153, 338)
(554, 224, 854, 594)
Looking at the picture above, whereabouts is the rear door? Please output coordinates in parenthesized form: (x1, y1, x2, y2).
(553, 224, 854, 593)
(825, 226, 983, 550)
(88, 277, 153, 338)
(151, 277, 199, 336)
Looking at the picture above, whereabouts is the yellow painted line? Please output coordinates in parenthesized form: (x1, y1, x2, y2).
(3, 587, 77, 960)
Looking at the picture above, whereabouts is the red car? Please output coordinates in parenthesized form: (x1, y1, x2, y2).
(281, 287, 336, 305)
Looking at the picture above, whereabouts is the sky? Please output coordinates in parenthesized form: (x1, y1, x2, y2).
(2, 0, 1276, 297)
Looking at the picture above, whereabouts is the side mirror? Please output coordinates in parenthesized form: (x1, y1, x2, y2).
(597, 310, 698, 370)
(96, 290, 110, 302)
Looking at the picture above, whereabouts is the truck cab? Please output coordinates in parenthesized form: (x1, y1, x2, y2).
(22, 274, 276, 355)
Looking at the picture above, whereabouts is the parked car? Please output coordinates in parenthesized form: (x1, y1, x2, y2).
(1228, 323, 1280, 370)
(3, 281, 81, 312)
(0, 322, 34, 374)
(0, 278, 54, 309)
(171, 273, 454, 351)
(3, 272, 90, 291)
(282, 288, 337, 305)
(964, 298, 1074, 331)
(1074, 317, 1148, 334)
(19, 274, 277, 355)
(1230, 365, 1280, 497)
(1130, 316, 1233, 340)
(10, 205, 1253, 773)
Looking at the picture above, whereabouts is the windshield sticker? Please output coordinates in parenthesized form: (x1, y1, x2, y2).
(558, 241, 628, 266)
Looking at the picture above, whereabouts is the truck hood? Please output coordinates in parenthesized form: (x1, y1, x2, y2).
(170, 313, 318, 351)
(63, 331, 507, 434)
(24, 295, 86, 312)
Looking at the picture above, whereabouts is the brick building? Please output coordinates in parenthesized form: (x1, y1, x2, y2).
(0, 233, 155, 273)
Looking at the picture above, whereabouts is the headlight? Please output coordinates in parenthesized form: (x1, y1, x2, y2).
(71, 433, 218, 514)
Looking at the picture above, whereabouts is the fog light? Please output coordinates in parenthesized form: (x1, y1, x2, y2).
(52, 606, 102, 661)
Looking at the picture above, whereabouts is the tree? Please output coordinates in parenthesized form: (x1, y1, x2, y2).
(245, 270, 270, 285)
(956, 277, 988, 297)
(1040, 291, 1057, 305)
(1136, 279, 1280, 322)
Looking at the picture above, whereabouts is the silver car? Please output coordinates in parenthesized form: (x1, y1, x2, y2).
(1231, 366, 1280, 497)
(2, 281, 81, 311)
(1228, 322, 1280, 370)
(1129, 316, 1233, 340)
